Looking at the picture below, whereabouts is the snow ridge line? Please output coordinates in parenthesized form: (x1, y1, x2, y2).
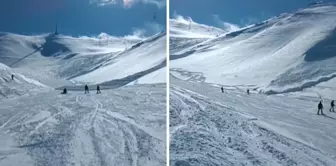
(265, 73, 336, 95)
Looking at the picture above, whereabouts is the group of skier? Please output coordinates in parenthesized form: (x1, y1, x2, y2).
(9, 74, 102, 95)
(61, 85, 101, 94)
(10, 72, 336, 115)
(219, 86, 335, 116)
(220, 86, 250, 95)
(317, 100, 335, 115)
(84, 84, 101, 94)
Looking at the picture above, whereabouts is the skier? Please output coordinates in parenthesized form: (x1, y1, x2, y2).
(11, 74, 14, 80)
(96, 85, 101, 94)
(247, 89, 250, 95)
(221, 87, 224, 93)
(61, 88, 67, 94)
(330, 100, 335, 112)
(85, 85, 89, 94)
(317, 101, 324, 115)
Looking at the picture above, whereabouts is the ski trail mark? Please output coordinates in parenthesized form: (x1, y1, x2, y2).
(88, 97, 107, 166)
(0, 111, 23, 129)
(29, 106, 68, 136)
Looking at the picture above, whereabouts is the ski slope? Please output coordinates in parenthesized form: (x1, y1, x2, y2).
(0, 84, 166, 166)
(0, 30, 166, 166)
(170, 77, 336, 166)
(170, 4, 336, 166)
(0, 63, 49, 100)
(170, 5, 336, 96)
(72, 32, 167, 85)
(0, 31, 166, 87)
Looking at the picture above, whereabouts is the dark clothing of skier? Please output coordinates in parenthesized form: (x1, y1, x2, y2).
(61, 88, 67, 94)
(85, 85, 89, 94)
(317, 101, 324, 115)
(97, 85, 101, 94)
(11, 74, 14, 80)
(330, 100, 335, 112)
(247, 89, 250, 95)
(221, 87, 224, 93)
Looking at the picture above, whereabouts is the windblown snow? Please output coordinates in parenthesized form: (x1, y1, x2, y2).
(170, 4, 336, 166)
(0, 31, 166, 166)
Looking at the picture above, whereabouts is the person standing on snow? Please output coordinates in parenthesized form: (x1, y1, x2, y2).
(61, 88, 67, 94)
(85, 85, 89, 94)
(317, 101, 324, 115)
(330, 100, 335, 112)
(11, 74, 14, 80)
(96, 85, 101, 94)
(221, 87, 224, 93)
(247, 89, 250, 95)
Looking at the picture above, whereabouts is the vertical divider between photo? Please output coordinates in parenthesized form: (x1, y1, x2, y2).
(166, 0, 170, 165)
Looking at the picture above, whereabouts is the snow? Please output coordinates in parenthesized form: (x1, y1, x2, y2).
(0, 30, 166, 165)
(170, 4, 336, 166)
(72, 32, 166, 85)
(170, 77, 336, 166)
(0, 63, 49, 99)
(0, 31, 166, 87)
(170, 17, 225, 38)
(129, 67, 167, 85)
(169, 18, 225, 56)
(0, 84, 166, 166)
(170, 5, 336, 94)
(0, 132, 35, 166)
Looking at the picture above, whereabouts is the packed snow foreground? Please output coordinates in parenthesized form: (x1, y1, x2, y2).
(170, 4, 336, 166)
(0, 31, 166, 166)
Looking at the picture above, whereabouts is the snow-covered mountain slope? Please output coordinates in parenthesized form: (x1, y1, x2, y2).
(0, 30, 166, 166)
(170, 18, 225, 55)
(0, 63, 48, 100)
(0, 84, 166, 166)
(170, 17, 225, 38)
(0, 31, 166, 87)
(170, 76, 336, 166)
(72, 32, 166, 85)
(170, 5, 336, 96)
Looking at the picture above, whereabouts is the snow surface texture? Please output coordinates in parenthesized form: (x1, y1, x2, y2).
(170, 5, 336, 97)
(0, 31, 166, 165)
(0, 84, 166, 166)
(170, 77, 336, 166)
(170, 4, 336, 166)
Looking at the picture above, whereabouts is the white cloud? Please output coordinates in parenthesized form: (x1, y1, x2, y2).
(212, 15, 240, 32)
(90, 0, 166, 8)
(172, 12, 194, 24)
(131, 22, 164, 37)
(240, 17, 259, 26)
(172, 12, 239, 33)
(145, 22, 164, 34)
(72, 22, 163, 41)
(94, 0, 117, 6)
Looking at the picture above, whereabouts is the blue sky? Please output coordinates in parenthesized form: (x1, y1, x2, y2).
(170, 0, 336, 31)
(0, 0, 166, 37)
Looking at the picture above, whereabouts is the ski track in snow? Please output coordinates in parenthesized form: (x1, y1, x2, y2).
(0, 29, 166, 166)
(170, 76, 336, 166)
(0, 84, 166, 166)
(169, 5, 336, 165)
